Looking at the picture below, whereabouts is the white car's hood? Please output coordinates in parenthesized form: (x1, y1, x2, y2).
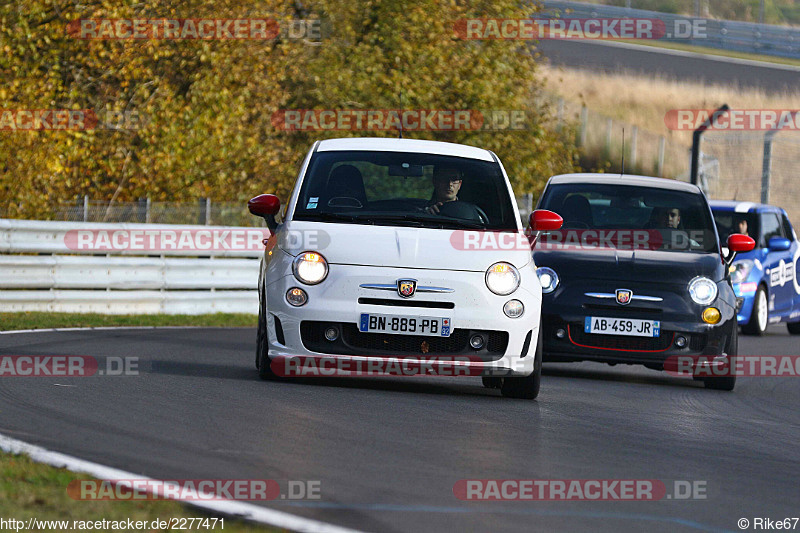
(279, 221, 532, 272)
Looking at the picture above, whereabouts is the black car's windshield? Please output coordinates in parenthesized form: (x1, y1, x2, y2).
(537, 183, 718, 253)
(292, 151, 518, 230)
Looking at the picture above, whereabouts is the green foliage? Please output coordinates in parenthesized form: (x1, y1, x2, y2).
(1, 0, 577, 219)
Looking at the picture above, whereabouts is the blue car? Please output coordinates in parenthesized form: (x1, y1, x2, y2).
(710, 201, 800, 335)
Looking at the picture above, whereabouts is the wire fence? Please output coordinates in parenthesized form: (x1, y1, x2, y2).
(699, 131, 800, 222)
(554, 97, 692, 181)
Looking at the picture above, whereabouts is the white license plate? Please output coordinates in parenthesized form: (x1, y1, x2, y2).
(359, 313, 452, 337)
(584, 317, 660, 337)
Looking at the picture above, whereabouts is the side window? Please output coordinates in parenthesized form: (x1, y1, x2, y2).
(781, 214, 796, 241)
(761, 213, 782, 247)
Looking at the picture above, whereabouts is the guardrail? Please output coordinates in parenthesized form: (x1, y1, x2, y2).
(543, 1, 800, 60)
(0, 219, 263, 315)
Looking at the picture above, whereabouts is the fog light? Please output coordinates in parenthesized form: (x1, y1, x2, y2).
(286, 287, 308, 307)
(324, 326, 339, 342)
(675, 336, 687, 348)
(470, 335, 485, 350)
(702, 307, 721, 324)
(503, 299, 524, 318)
(555, 328, 566, 339)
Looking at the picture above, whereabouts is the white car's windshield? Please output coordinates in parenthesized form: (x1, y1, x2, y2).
(293, 150, 518, 230)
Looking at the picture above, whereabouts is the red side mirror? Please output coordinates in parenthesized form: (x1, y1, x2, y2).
(530, 210, 563, 232)
(248, 194, 280, 218)
(727, 233, 755, 253)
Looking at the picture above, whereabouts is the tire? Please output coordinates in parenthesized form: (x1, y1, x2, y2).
(482, 376, 502, 389)
(742, 285, 768, 336)
(703, 326, 737, 391)
(256, 303, 276, 380)
(501, 330, 543, 399)
(787, 321, 800, 335)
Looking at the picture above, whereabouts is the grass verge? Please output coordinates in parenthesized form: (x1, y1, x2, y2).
(0, 452, 277, 532)
(0, 312, 257, 332)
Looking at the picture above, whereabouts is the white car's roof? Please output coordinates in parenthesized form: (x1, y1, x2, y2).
(316, 137, 495, 162)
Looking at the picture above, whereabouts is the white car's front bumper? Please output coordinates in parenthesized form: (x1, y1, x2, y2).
(264, 261, 541, 376)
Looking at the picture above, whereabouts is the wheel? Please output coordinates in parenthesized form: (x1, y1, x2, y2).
(501, 330, 543, 399)
(703, 327, 737, 391)
(787, 321, 800, 335)
(741, 285, 768, 336)
(482, 376, 502, 389)
(256, 303, 276, 380)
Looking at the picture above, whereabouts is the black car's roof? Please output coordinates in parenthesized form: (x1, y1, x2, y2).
(547, 174, 702, 194)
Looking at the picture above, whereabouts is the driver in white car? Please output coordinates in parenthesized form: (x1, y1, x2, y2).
(425, 166, 463, 215)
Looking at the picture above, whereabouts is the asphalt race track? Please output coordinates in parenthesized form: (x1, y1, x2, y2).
(1, 327, 799, 532)
(536, 40, 800, 93)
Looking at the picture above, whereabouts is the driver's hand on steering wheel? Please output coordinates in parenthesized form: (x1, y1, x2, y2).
(425, 202, 443, 215)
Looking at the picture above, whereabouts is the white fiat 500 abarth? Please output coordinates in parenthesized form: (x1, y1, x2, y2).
(248, 138, 561, 398)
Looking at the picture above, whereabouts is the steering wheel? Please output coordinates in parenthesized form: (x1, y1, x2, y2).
(475, 206, 490, 225)
(437, 201, 488, 224)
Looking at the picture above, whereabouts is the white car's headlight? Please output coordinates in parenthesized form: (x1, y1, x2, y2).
(730, 259, 754, 284)
(688, 276, 718, 305)
(536, 267, 559, 294)
(485, 262, 520, 295)
(292, 252, 329, 285)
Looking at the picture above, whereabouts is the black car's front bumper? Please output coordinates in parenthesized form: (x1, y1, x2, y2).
(541, 281, 737, 370)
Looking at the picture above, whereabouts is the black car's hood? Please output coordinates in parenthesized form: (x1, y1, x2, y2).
(533, 249, 725, 284)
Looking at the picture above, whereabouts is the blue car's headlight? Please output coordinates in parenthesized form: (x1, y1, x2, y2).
(730, 259, 754, 284)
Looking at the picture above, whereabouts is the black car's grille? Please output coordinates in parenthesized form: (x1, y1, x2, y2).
(300, 321, 508, 358)
(568, 324, 674, 352)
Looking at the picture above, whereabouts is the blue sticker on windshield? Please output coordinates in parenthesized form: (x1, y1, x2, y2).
(307, 202, 318, 209)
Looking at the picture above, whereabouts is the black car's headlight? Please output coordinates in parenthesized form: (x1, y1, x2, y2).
(485, 262, 520, 295)
(688, 276, 718, 305)
(536, 267, 559, 294)
(292, 252, 329, 285)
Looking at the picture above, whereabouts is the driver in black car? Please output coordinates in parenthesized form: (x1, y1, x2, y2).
(425, 166, 463, 215)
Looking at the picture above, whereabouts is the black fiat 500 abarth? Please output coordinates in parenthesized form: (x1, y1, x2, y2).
(533, 174, 755, 390)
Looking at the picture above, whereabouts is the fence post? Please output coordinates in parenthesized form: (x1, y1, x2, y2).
(762, 134, 773, 204)
(83, 195, 89, 222)
(197, 198, 207, 225)
(206, 198, 212, 225)
(657, 136, 666, 177)
(137, 198, 147, 223)
(630, 126, 638, 168)
(579, 106, 588, 147)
